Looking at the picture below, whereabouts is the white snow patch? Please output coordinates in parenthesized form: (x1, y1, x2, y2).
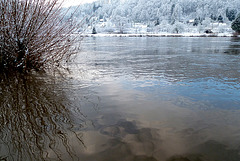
(80, 32, 234, 37)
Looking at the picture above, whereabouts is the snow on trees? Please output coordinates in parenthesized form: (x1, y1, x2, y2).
(171, 22, 185, 33)
(68, 0, 240, 35)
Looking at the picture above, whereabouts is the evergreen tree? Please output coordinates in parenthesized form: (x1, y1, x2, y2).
(218, 15, 223, 23)
(92, 27, 97, 34)
(226, 9, 237, 21)
(231, 13, 240, 33)
(155, 18, 160, 26)
(193, 18, 200, 26)
(93, 3, 97, 12)
(210, 14, 217, 21)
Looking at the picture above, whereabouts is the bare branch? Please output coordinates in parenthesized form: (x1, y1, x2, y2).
(0, 0, 83, 73)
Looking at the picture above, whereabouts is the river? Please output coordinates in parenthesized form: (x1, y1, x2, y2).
(0, 37, 240, 161)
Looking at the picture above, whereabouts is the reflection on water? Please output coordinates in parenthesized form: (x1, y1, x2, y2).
(0, 73, 84, 161)
(1, 37, 240, 161)
(224, 37, 240, 55)
(70, 37, 240, 161)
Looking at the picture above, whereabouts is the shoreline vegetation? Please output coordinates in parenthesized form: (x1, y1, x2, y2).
(81, 33, 236, 37)
(0, 0, 82, 73)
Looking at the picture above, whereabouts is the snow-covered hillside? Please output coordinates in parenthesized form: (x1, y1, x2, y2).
(66, 0, 240, 35)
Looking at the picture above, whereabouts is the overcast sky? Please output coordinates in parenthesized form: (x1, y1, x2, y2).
(63, 0, 97, 7)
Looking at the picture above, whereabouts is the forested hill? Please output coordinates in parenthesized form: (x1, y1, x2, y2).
(67, 0, 240, 34)
(98, 0, 239, 22)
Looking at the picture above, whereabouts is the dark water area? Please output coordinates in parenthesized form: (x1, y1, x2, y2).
(1, 37, 240, 161)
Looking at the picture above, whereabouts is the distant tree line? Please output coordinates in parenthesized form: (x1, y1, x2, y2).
(72, 0, 240, 26)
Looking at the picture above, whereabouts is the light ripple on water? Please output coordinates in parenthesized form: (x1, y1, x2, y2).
(1, 37, 240, 161)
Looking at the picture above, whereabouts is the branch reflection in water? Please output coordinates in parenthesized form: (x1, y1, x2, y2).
(0, 73, 84, 161)
(224, 37, 240, 55)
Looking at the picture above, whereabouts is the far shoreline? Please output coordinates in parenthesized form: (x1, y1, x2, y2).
(80, 33, 237, 38)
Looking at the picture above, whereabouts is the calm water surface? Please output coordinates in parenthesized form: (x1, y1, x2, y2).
(1, 37, 240, 161)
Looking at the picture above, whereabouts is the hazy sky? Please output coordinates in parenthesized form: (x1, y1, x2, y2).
(63, 0, 97, 7)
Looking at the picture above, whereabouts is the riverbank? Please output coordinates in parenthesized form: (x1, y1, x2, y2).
(80, 33, 235, 37)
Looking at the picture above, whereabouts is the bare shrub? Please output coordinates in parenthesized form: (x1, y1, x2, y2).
(0, 0, 83, 72)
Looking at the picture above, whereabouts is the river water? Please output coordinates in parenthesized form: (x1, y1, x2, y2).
(0, 37, 240, 161)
